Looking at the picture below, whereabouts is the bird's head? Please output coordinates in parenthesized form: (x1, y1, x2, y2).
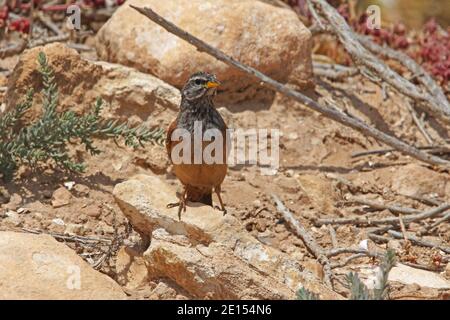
(181, 72, 220, 102)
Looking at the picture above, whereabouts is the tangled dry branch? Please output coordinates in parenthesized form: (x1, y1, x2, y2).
(130, 4, 450, 169)
(308, 0, 450, 126)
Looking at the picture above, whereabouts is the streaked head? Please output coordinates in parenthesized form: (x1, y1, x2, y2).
(181, 72, 220, 101)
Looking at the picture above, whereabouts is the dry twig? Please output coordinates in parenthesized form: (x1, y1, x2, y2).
(386, 230, 450, 254)
(21, 227, 112, 245)
(313, 62, 358, 80)
(405, 100, 434, 145)
(316, 203, 450, 227)
(272, 194, 333, 288)
(351, 145, 450, 158)
(308, 0, 450, 125)
(348, 197, 421, 215)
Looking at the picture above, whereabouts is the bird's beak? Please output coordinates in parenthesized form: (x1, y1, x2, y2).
(206, 81, 220, 88)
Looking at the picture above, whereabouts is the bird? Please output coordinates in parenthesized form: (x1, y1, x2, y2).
(166, 72, 229, 220)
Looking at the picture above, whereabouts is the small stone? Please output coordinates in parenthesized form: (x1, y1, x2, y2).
(252, 199, 262, 208)
(74, 184, 90, 196)
(33, 212, 43, 221)
(4, 211, 21, 227)
(255, 220, 267, 233)
(75, 213, 88, 224)
(287, 133, 298, 140)
(52, 218, 65, 226)
(285, 169, 294, 177)
(51, 187, 72, 208)
(84, 204, 102, 218)
(65, 223, 84, 235)
(64, 181, 76, 190)
(42, 190, 53, 199)
(274, 223, 285, 233)
(16, 207, 29, 214)
(4, 194, 22, 211)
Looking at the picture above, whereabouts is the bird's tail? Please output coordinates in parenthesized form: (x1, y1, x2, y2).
(186, 185, 212, 206)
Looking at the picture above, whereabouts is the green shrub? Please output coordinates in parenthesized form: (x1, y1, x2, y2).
(0, 52, 164, 181)
(297, 249, 396, 300)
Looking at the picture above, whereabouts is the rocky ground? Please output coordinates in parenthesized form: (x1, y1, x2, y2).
(0, 0, 449, 300)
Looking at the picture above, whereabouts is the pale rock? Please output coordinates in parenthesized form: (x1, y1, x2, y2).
(51, 187, 72, 208)
(389, 263, 450, 289)
(0, 231, 126, 299)
(84, 204, 102, 218)
(64, 223, 84, 235)
(3, 211, 21, 227)
(73, 184, 90, 196)
(113, 174, 341, 299)
(95, 0, 313, 104)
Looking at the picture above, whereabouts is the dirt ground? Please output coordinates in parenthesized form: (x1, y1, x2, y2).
(1, 41, 449, 298)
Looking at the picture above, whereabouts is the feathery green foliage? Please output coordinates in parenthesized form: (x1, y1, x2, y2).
(296, 287, 320, 300)
(0, 52, 165, 180)
(297, 249, 396, 300)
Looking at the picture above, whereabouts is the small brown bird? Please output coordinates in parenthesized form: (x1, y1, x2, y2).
(166, 72, 228, 219)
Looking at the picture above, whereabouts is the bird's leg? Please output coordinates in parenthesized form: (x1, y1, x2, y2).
(214, 185, 227, 215)
(166, 187, 187, 220)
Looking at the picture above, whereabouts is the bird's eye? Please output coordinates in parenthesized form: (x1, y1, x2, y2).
(194, 79, 202, 86)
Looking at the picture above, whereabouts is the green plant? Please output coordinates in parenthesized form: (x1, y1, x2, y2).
(297, 249, 396, 300)
(0, 52, 165, 180)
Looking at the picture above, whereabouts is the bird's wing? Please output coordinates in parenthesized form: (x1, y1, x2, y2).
(166, 119, 178, 163)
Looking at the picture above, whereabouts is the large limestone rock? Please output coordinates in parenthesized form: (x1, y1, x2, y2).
(4, 43, 180, 127)
(113, 174, 341, 299)
(96, 0, 313, 103)
(0, 231, 126, 299)
(389, 264, 450, 290)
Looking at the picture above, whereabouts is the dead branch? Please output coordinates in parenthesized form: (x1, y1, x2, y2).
(21, 227, 112, 245)
(0, 40, 27, 59)
(308, 0, 450, 125)
(28, 34, 70, 48)
(356, 34, 450, 113)
(419, 212, 450, 235)
(328, 225, 338, 248)
(316, 203, 450, 227)
(405, 100, 434, 145)
(37, 11, 64, 36)
(272, 194, 333, 288)
(0, 34, 69, 59)
(351, 145, 450, 158)
(130, 4, 450, 168)
(326, 247, 380, 258)
(348, 197, 421, 215)
(386, 230, 450, 254)
(313, 62, 358, 80)
(398, 193, 443, 207)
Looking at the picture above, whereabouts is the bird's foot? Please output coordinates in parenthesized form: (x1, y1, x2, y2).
(166, 202, 180, 209)
(166, 201, 187, 220)
(214, 205, 227, 216)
